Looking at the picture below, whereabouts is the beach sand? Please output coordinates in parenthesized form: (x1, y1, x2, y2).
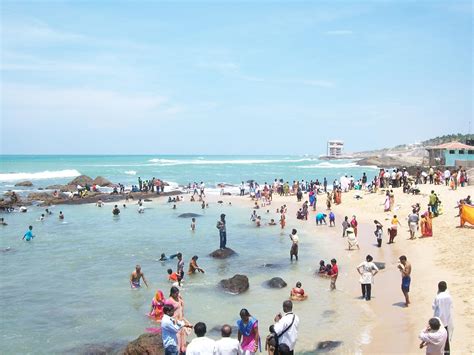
(212, 181, 473, 354)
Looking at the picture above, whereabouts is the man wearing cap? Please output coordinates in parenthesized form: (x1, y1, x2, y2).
(217, 214, 227, 249)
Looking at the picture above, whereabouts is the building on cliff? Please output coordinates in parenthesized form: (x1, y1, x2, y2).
(426, 141, 474, 167)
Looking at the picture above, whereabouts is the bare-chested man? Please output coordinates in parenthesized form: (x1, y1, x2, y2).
(130, 264, 148, 288)
(398, 255, 411, 306)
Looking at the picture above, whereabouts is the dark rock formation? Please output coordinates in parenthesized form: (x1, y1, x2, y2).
(178, 213, 202, 218)
(92, 176, 113, 186)
(144, 199, 152, 202)
(123, 333, 164, 355)
(219, 274, 249, 294)
(263, 277, 287, 289)
(68, 175, 94, 186)
(46, 184, 64, 190)
(315, 341, 343, 352)
(210, 248, 237, 259)
(374, 262, 385, 270)
(15, 181, 33, 187)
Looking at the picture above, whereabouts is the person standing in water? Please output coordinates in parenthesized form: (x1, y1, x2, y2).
(289, 229, 299, 262)
(217, 214, 227, 249)
(130, 264, 149, 288)
(22, 225, 35, 241)
(112, 205, 120, 216)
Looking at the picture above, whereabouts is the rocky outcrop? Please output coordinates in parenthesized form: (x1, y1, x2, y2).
(374, 262, 385, 270)
(93, 176, 113, 186)
(263, 277, 287, 289)
(14, 181, 33, 187)
(123, 333, 164, 355)
(315, 340, 343, 352)
(219, 274, 249, 294)
(68, 175, 94, 186)
(178, 213, 202, 218)
(210, 248, 237, 259)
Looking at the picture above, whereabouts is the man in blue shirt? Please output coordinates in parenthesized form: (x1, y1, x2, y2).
(22, 226, 34, 241)
(161, 304, 192, 355)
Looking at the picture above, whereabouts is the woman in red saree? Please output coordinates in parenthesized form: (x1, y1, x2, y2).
(420, 212, 433, 237)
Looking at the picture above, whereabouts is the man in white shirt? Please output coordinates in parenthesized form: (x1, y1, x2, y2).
(443, 169, 451, 186)
(272, 300, 299, 355)
(433, 281, 453, 354)
(186, 322, 216, 355)
(356, 255, 379, 301)
(215, 324, 242, 355)
(419, 317, 447, 355)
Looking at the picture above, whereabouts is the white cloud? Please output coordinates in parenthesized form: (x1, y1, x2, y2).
(1, 21, 85, 43)
(325, 30, 353, 35)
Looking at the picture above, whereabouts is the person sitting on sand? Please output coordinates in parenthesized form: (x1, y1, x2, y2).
(187, 255, 205, 274)
(290, 281, 308, 301)
(130, 264, 148, 288)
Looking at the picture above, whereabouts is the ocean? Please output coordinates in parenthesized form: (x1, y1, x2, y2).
(0, 155, 380, 354)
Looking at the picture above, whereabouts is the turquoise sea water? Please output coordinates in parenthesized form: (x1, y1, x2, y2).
(0, 156, 380, 354)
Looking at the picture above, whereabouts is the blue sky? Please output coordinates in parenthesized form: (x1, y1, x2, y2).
(1, 0, 472, 154)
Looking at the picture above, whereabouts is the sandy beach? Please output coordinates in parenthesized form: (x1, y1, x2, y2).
(229, 182, 474, 354)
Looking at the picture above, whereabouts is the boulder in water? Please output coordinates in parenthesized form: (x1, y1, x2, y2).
(263, 277, 287, 289)
(144, 199, 152, 202)
(178, 213, 202, 218)
(315, 341, 343, 352)
(68, 175, 94, 186)
(15, 181, 33, 187)
(123, 333, 164, 355)
(374, 262, 385, 270)
(210, 248, 237, 259)
(219, 274, 249, 294)
(92, 176, 113, 187)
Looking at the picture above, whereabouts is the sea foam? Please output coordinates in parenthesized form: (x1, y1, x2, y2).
(0, 169, 81, 181)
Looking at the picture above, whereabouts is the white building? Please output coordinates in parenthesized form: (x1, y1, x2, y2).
(327, 140, 344, 157)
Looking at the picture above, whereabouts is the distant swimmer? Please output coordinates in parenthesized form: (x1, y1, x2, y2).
(112, 205, 120, 216)
(38, 214, 45, 221)
(96, 199, 104, 207)
(22, 225, 35, 241)
(19, 206, 28, 213)
(0, 218, 7, 226)
(130, 264, 148, 288)
(190, 218, 196, 231)
(138, 203, 145, 213)
(268, 219, 277, 226)
(59, 211, 64, 220)
(188, 255, 205, 274)
(45, 208, 52, 215)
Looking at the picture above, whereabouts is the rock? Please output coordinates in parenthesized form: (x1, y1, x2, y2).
(263, 277, 287, 289)
(374, 262, 385, 270)
(223, 192, 232, 196)
(260, 263, 285, 269)
(46, 184, 64, 190)
(210, 248, 237, 259)
(28, 192, 53, 201)
(316, 341, 343, 352)
(178, 213, 202, 218)
(14, 180, 33, 187)
(68, 175, 94, 186)
(93, 176, 113, 187)
(123, 333, 164, 355)
(64, 341, 127, 355)
(144, 199, 152, 202)
(38, 187, 44, 190)
(219, 274, 249, 294)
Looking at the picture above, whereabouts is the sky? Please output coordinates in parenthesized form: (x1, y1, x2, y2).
(0, 0, 472, 155)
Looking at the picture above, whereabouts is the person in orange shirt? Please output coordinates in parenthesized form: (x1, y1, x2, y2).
(167, 268, 178, 282)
